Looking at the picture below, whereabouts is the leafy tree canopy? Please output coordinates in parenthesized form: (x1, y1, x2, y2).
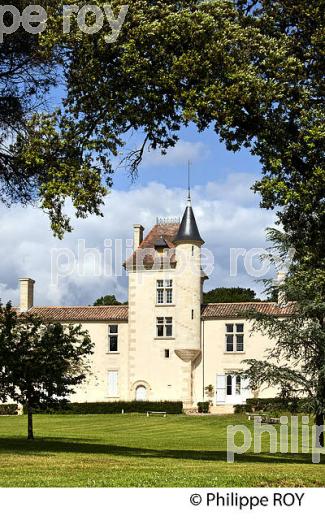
(242, 229, 325, 445)
(204, 287, 260, 304)
(0, 302, 94, 439)
(93, 294, 125, 306)
(0, 1, 323, 253)
(0, 2, 58, 204)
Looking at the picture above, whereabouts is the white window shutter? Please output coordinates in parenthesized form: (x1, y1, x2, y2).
(108, 371, 118, 397)
(216, 374, 226, 403)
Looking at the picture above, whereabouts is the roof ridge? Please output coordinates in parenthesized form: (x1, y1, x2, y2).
(202, 301, 277, 306)
(31, 305, 129, 309)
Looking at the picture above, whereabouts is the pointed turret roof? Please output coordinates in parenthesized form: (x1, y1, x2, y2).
(174, 194, 204, 245)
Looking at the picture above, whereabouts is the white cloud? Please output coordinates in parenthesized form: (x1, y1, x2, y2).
(0, 175, 275, 307)
(142, 140, 209, 167)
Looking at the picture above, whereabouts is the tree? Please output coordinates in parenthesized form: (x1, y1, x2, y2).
(242, 230, 325, 447)
(1, 2, 56, 206)
(204, 287, 260, 304)
(2, 1, 323, 247)
(93, 294, 124, 306)
(0, 302, 94, 439)
(0, 1, 109, 237)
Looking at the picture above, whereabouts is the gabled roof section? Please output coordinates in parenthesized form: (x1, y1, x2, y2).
(201, 302, 296, 319)
(174, 204, 204, 245)
(27, 306, 129, 322)
(124, 223, 179, 270)
(139, 223, 180, 249)
(14, 302, 296, 322)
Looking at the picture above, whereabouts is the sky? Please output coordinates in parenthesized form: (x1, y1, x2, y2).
(0, 120, 278, 307)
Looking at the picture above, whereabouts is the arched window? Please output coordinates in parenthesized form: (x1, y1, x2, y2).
(135, 385, 147, 401)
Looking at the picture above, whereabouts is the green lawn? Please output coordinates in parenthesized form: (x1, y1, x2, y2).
(0, 414, 324, 487)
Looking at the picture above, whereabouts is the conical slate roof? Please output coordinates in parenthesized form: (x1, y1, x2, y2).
(174, 200, 204, 245)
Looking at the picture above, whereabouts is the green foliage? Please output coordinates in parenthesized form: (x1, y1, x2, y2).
(234, 398, 310, 414)
(0, 1, 59, 206)
(0, 404, 18, 416)
(93, 294, 124, 306)
(204, 287, 259, 304)
(1, 1, 323, 244)
(0, 301, 94, 438)
(241, 229, 325, 443)
(24, 401, 183, 415)
(197, 401, 210, 413)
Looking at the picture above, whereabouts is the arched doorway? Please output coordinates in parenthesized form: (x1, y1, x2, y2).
(135, 385, 147, 401)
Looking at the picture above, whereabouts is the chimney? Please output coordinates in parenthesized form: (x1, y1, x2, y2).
(277, 271, 286, 307)
(133, 224, 144, 250)
(19, 278, 35, 312)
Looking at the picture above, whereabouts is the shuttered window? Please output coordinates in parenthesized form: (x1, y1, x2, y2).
(107, 371, 118, 397)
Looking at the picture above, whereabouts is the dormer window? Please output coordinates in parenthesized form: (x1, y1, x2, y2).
(156, 280, 173, 304)
(154, 236, 168, 255)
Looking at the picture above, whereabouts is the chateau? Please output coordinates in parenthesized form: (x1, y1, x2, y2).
(17, 195, 293, 412)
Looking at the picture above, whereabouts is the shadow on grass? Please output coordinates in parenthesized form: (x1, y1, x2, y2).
(0, 437, 323, 464)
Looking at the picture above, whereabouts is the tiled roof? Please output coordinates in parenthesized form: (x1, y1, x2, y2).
(125, 223, 179, 269)
(15, 302, 295, 322)
(201, 302, 296, 319)
(28, 305, 128, 322)
(139, 223, 180, 249)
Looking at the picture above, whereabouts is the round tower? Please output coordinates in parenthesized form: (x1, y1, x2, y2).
(173, 194, 204, 406)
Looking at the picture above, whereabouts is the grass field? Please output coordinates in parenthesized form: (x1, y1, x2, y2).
(0, 414, 324, 487)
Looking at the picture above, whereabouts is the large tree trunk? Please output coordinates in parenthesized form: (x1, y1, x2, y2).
(27, 402, 34, 440)
(315, 413, 324, 448)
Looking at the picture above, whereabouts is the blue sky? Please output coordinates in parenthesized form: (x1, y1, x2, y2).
(112, 123, 262, 191)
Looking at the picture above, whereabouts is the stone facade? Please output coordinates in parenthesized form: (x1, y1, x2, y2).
(17, 199, 294, 411)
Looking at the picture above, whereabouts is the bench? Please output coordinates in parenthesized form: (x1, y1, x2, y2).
(247, 413, 267, 421)
(267, 417, 281, 424)
(146, 411, 167, 417)
(246, 413, 280, 424)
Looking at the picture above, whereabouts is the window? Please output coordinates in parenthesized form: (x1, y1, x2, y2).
(164, 349, 170, 358)
(157, 280, 164, 304)
(107, 370, 118, 397)
(235, 375, 241, 394)
(108, 325, 118, 352)
(156, 317, 173, 337)
(236, 334, 244, 352)
(226, 375, 242, 396)
(226, 375, 232, 395)
(225, 324, 244, 352)
(165, 318, 173, 337)
(156, 280, 173, 304)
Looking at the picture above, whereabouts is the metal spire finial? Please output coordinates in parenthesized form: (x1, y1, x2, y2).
(187, 160, 192, 206)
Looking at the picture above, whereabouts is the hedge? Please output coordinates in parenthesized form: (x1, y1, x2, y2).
(23, 401, 183, 415)
(234, 398, 310, 414)
(0, 404, 18, 416)
(197, 401, 210, 413)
